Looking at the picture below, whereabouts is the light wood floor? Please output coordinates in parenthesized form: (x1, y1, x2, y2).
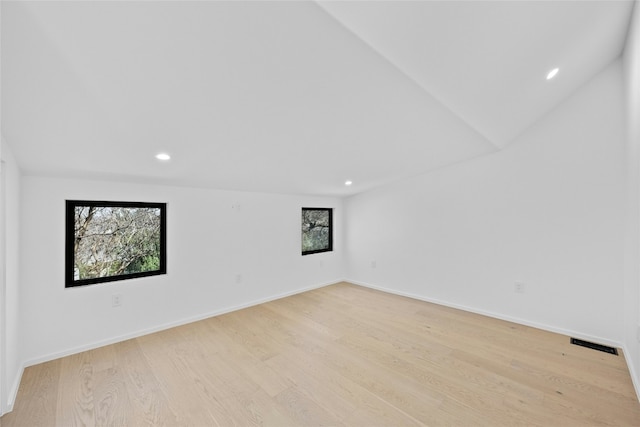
(2, 282, 640, 426)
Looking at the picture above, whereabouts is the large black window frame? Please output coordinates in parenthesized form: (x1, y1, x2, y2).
(65, 200, 167, 288)
(301, 207, 333, 256)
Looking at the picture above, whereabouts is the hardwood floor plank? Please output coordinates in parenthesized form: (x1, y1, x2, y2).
(0, 360, 60, 427)
(266, 352, 425, 426)
(135, 328, 232, 426)
(194, 318, 294, 398)
(112, 339, 179, 426)
(56, 344, 132, 427)
(2, 282, 639, 426)
(274, 386, 347, 427)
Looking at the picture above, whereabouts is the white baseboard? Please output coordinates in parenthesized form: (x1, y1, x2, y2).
(352, 279, 640, 404)
(24, 279, 343, 368)
(4, 362, 25, 414)
(353, 277, 638, 403)
(10, 277, 638, 412)
(622, 344, 640, 403)
(6, 279, 345, 413)
(348, 279, 624, 349)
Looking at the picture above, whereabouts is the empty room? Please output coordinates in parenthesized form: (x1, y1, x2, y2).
(2, 0, 640, 425)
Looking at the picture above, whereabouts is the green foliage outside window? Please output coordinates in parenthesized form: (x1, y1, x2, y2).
(66, 201, 166, 287)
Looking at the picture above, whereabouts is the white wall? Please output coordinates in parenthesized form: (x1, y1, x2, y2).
(345, 60, 626, 345)
(19, 176, 344, 365)
(623, 0, 640, 397)
(5, 23, 638, 410)
(0, 139, 21, 414)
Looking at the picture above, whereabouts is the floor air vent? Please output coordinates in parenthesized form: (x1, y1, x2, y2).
(570, 338, 618, 355)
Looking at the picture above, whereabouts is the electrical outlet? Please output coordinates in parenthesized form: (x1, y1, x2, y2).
(637, 325, 640, 343)
(371, 260, 377, 269)
(112, 294, 123, 307)
(514, 281, 525, 294)
(235, 274, 242, 284)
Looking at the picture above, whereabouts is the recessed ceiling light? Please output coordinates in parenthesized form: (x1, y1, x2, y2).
(155, 153, 171, 161)
(546, 68, 559, 80)
(345, 180, 353, 186)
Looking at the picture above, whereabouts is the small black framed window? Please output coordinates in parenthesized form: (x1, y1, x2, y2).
(301, 207, 333, 255)
(65, 200, 167, 288)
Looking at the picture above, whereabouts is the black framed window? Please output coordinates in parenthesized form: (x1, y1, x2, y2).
(65, 200, 167, 288)
(301, 207, 333, 255)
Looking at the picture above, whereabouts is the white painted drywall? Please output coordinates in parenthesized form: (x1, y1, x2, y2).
(345, 60, 626, 345)
(623, 0, 640, 398)
(19, 176, 344, 365)
(0, 139, 21, 414)
(5, 37, 638, 411)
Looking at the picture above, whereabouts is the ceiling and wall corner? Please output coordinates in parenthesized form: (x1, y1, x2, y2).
(318, 0, 633, 148)
(1, 1, 634, 197)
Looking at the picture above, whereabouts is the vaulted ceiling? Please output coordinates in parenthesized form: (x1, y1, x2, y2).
(1, 1, 634, 196)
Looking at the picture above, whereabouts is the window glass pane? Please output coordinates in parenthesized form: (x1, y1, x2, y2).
(66, 201, 166, 287)
(302, 208, 333, 255)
